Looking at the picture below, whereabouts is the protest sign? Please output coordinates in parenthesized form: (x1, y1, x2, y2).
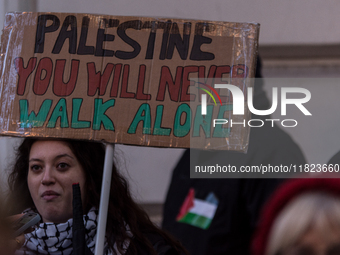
(0, 12, 259, 151)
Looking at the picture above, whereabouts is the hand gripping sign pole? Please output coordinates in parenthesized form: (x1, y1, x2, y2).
(95, 143, 115, 255)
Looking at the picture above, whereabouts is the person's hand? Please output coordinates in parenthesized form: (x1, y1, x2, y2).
(1, 214, 26, 254)
(9, 233, 25, 252)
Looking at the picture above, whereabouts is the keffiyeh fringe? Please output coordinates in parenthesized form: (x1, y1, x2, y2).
(15, 207, 128, 255)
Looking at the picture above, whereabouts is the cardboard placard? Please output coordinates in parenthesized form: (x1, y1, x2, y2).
(0, 12, 259, 151)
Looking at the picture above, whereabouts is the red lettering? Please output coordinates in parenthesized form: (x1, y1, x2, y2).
(87, 62, 114, 96)
(181, 66, 198, 102)
(197, 65, 217, 102)
(136, 65, 151, 100)
(213, 65, 231, 102)
(33, 58, 53, 95)
(156, 66, 183, 102)
(14, 57, 37, 95)
(232, 64, 248, 78)
(120, 65, 135, 98)
(110, 64, 122, 97)
(53, 59, 79, 96)
(215, 65, 230, 79)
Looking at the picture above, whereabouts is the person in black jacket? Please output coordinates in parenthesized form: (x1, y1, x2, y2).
(162, 57, 306, 255)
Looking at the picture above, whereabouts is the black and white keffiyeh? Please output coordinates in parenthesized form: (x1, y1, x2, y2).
(15, 207, 128, 255)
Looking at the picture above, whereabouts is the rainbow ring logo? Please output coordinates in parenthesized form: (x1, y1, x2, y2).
(196, 82, 223, 115)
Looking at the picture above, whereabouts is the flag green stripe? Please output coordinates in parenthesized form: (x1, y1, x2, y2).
(177, 212, 212, 229)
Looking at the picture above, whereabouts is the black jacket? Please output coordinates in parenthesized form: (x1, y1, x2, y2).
(126, 232, 184, 255)
(162, 58, 307, 255)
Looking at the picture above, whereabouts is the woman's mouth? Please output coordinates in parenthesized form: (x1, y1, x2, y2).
(41, 190, 60, 201)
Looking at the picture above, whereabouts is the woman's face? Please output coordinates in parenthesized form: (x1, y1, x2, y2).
(27, 140, 86, 223)
(284, 226, 340, 255)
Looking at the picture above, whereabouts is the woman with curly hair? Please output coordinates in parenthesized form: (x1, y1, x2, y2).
(7, 138, 187, 255)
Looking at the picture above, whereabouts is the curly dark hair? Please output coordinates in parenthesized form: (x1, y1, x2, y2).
(7, 138, 187, 255)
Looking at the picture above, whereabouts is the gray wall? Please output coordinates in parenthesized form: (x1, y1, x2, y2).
(1, 0, 340, 45)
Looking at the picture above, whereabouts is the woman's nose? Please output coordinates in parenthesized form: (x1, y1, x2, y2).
(41, 167, 56, 185)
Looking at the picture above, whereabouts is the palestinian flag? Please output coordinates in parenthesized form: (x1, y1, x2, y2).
(176, 188, 218, 230)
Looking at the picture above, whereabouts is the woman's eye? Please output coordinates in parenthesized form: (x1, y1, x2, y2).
(57, 163, 69, 170)
(30, 165, 42, 172)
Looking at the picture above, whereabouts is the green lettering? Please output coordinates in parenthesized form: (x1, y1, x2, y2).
(212, 105, 232, 137)
(19, 99, 52, 128)
(174, 103, 191, 137)
(71, 98, 91, 128)
(192, 105, 213, 137)
(93, 99, 115, 131)
(153, 105, 171, 136)
(127, 103, 151, 134)
(47, 98, 69, 128)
